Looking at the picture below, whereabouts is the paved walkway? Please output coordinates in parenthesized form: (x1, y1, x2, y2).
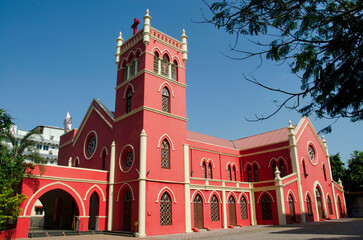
(26, 218, 363, 240)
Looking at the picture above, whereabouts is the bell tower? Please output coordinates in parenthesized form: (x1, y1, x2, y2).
(111, 10, 189, 235)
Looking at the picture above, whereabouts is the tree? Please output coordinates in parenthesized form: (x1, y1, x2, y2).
(202, 0, 362, 132)
(345, 150, 363, 192)
(329, 153, 346, 182)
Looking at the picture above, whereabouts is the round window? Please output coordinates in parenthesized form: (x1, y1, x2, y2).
(126, 152, 133, 166)
(308, 145, 315, 161)
(87, 136, 96, 155)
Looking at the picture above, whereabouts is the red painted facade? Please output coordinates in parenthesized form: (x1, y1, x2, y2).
(14, 10, 346, 238)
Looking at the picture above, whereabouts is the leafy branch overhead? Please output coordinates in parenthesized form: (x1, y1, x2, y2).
(202, 0, 362, 131)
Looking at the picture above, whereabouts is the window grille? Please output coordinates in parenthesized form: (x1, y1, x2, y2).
(171, 61, 177, 80)
(228, 166, 231, 181)
(161, 55, 169, 77)
(154, 53, 159, 73)
(210, 195, 219, 221)
(261, 195, 273, 220)
(202, 162, 206, 179)
(240, 196, 248, 220)
(208, 162, 213, 179)
(129, 60, 135, 77)
(161, 139, 170, 168)
(160, 192, 171, 225)
(232, 166, 236, 181)
(162, 87, 170, 112)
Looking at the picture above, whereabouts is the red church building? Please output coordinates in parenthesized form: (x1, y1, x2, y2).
(14, 9, 346, 239)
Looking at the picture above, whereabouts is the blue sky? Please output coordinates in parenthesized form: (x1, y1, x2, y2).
(1, 0, 361, 163)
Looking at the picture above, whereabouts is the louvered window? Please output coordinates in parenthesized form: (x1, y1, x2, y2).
(232, 166, 236, 181)
(210, 195, 219, 221)
(240, 196, 248, 220)
(129, 60, 135, 77)
(202, 162, 206, 179)
(228, 165, 231, 181)
(208, 162, 213, 179)
(160, 192, 171, 225)
(161, 139, 170, 168)
(171, 61, 177, 80)
(261, 195, 272, 220)
(154, 52, 159, 73)
(162, 87, 170, 112)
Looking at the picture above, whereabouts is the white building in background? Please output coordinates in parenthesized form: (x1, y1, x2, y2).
(11, 125, 64, 165)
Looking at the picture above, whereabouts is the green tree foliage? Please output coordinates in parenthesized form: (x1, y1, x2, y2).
(0, 109, 44, 230)
(330, 153, 346, 182)
(345, 150, 363, 192)
(203, 0, 362, 132)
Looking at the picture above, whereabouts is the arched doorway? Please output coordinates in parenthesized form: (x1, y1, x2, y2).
(288, 194, 296, 222)
(337, 196, 343, 218)
(37, 189, 79, 231)
(228, 195, 237, 226)
(193, 194, 203, 229)
(315, 187, 324, 219)
(88, 192, 99, 230)
(123, 189, 132, 231)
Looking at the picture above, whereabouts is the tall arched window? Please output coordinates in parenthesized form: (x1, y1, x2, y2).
(202, 162, 206, 179)
(171, 60, 177, 80)
(337, 196, 343, 218)
(247, 165, 252, 182)
(323, 164, 327, 181)
(122, 62, 128, 82)
(160, 192, 171, 225)
(154, 52, 159, 73)
(208, 162, 213, 179)
(126, 88, 132, 113)
(279, 160, 285, 177)
(240, 196, 248, 220)
(261, 195, 272, 220)
(161, 54, 169, 77)
(306, 195, 313, 216)
(254, 165, 259, 182)
(161, 139, 170, 169)
(272, 162, 277, 179)
(228, 165, 232, 181)
(288, 194, 296, 222)
(129, 59, 136, 78)
(327, 196, 333, 215)
(210, 195, 219, 221)
(302, 159, 307, 178)
(162, 87, 170, 112)
(232, 166, 236, 181)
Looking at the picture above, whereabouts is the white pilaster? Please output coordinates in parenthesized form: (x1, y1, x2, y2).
(274, 167, 286, 225)
(184, 144, 192, 233)
(138, 130, 147, 237)
(288, 120, 306, 223)
(249, 187, 257, 225)
(107, 141, 116, 230)
(222, 182, 228, 228)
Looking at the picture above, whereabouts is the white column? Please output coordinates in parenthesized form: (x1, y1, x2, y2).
(158, 58, 161, 75)
(168, 62, 172, 79)
(222, 182, 228, 228)
(184, 144, 192, 233)
(138, 130, 147, 237)
(250, 186, 257, 225)
(68, 157, 72, 167)
(107, 141, 116, 230)
(274, 168, 286, 225)
(288, 121, 306, 223)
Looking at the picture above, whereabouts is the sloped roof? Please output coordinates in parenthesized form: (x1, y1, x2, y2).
(187, 131, 235, 149)
(232, 127, 290, 151)
(187, 126, 291, 151)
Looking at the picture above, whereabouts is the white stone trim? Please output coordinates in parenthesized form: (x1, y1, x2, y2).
(83, 184, 106, 201)
(83, 130, 98, 160)
(118, 144, 135, 173)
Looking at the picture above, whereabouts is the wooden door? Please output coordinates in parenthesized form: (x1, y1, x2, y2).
(123, 190, 132, 231)
(288, 194, 296, 222)
(228, 196, 237, 226)
(193, 194, 203, 229)
(316, 188, 324, 219)
(88, 192, 99, 230)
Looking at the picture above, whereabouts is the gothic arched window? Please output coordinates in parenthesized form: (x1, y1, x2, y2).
(232, 166, 236, 181)
(154, 52, 159, 73)
(228, 165, 232, 181)
(160, 192, 171, 225)
(288, 194, 296, 222)
(302, 159, 307, 178)
(162, 87, 170, 112)
(254, 165, 259, 182)
(323, 164, 327, 181)
(247, 165, 252, 182)
(210, 195, 219, 221)
(161, 54, 169, 77)
(202, 162, 206, 179)
(327, 196, 333, 215)
(272, 162, 277, 179)
(161, 139, 170, 169)
(171, 60, 177, 80)
(279, 160, 285, 177)
(126, 88, 132, 113)
(208, 162, 213, 179)
(306, 195, 313, 216)
(261, 195, 272, 220)
(240, 196, 248, 220)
